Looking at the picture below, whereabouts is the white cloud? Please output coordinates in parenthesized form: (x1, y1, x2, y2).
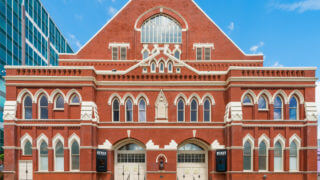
(250, 42, 264, 54)
(228, 22, 234, 31)
(272, 61, 284, 67)
(67, 33, 82, 50)
(108, 6, 117, 16)
(272, 0, 320, 12)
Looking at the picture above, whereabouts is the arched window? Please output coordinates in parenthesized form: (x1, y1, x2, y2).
(174, 51, 180, 59)
(71, 141, 80, 170)
(143, 50, 149, 59)
(24, 140, 32, 155)
(289, 141, 298, 171)
(39, 95, 48, 119)
(112, 98, 120, 122)
(117, 143, 145, 163)
(203, 98, 211, 122)
(159, 62, 164, 73)
(258, 141, 267, 170)
(139, 99, 146, 122)
(55, 95, 64, 109)
(23, 95, 33, 119)
(258, 96, 268, 110)
(39, 141, 48, 171)
(126, 99, 133, 122)
(243, 141, 252, 170)
(243, 95, 253, 105)
(289, 96, 298, 120)
(151, 62, 156, 73)
(168, 62, 173, 73)
(274, 141, 283, 171)
(70, 94, 80, 104)
(274, 96, 283, 120)
(190, 99, 198, 122)
(177, 99, 185, 122)
(55, 141, 64, 171)
(141, 14, 182, 43)
(177, 143, 205, 163)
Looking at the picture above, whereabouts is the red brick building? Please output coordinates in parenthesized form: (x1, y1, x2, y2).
(3, 0, 318, 179)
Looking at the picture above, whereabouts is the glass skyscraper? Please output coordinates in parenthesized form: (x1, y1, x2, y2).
(0, 0, 74, 154)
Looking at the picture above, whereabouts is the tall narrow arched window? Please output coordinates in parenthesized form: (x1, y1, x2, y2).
(174, 51, 180, 59)
(203, 98, 211, 122)
(289, 141, 298, 171)
(39, 95, 48, 119)
(168, 62, 173, 73)
(243, 141, 252, 171)
(190, 99, 198, 122)
(39, 141, 48, 171)
(289, 96, 298, 120)
(151, 62, 156, 73)
(23, 95, 33, 119)
(24, 140, 32, 155)
(55, 95, 64, 109)
(71, 141, 80, 170)
(258, 96, 268, 110)
(274, 141, 283, 171)
(274, 96, 283, 120)
(141, 14, 182, 43)
(159, 62, 164, 73)
(139, 99, 146, 122)
(177, 99, 185, 122)
(126, 99, 133, 122)
(243, 95, 253, 105)
(259, 141, 267, 171)
(112, 99, 120, 122)
(55, 141, 64, 171)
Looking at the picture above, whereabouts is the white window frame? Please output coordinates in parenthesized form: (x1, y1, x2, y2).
(37, 134, 49, 172)
(168, 61, 173, 73)
(258, 95, 269, 111)
(53, 137, 64, 172)
(190, 99, 198, 122)
(151, 62, 156, 73)
(273, 134, 285, 172)
(38, 94, 48, 120)
(54, 94, 64, 110)
(138, 98, 147, 122)
(112, 47, 118, 60)
(69, 94, 81, 106)
(159, 62, 165, 73)
(23, 95, 33, 119)
(21, 134, 33, 156)
(242, 95, 254, 106)
(204, 47, 211, 60)
(112, 98, 120, 122)
(289, 134, 301, 172)
(177, 99, 185, 122)
(243, 134, 254, 172)
(69, 134, 80, 172)
(258, 134, 270, 172)
(289, 96, 299, 120)
(203, 98, 211, 122)
(274, 96, 284, 120)
(125, 98, 133, 122)
(196, 47, 202, 60)
(120, 47, 127, 60)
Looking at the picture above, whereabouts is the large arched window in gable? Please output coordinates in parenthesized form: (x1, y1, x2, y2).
(141, 14, 182, 44)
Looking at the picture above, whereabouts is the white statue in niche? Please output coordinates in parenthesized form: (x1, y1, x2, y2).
(155, 90, 168, 121)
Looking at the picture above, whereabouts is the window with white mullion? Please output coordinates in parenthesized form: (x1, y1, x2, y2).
(120, 47, 127, 60)
(112, 47, 118, 60)
(204, 48, 211, 60)
(196, 48, 202, 60)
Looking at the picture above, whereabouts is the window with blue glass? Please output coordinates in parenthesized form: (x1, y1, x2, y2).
(39, 95, 48, 119)
(243, 95, 253, 105)
(258, 96, 268, 110)
(274, 96, 283, 120)
(190, 99, 198, 122)
(23, 95, 32, 119)
(289, 96, 298, 120)
(177, 99, 185, 122)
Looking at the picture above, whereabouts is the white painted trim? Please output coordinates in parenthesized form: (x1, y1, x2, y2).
(135, 93, 150, 105)
(288, 90, 304, 104)
(156, 154, 168, 163)
(138, 98, 147, 122)
(243, 134, 254, 171)
(125, 98, 134, 122)
(17, 89, 34, 103)
(201, 93, 216, 106)
(37, 133, 49, 171)
(272, 90, 289, 104)
(38, 94, 49, 120)
(241, 90, 257, 104)
(193, 43, 214, 49)
(189, 98, 199, 122)
(34, 89, 50, 103)
(68, 133, 80, 171)
(121, 93, 135, 105)
(66, 89, 82, 104)
(174, 93, 188, 106)
(108, 43, 130, 49)
(258, 134, 270, 171)
(52, 134, 65, 172)
(20, 133, 33, 155)
(187, 93, 202, 106)
(111, 98, 120, 122)
(50, 89, 67, 104)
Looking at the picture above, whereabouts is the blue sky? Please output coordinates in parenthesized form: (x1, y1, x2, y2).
(42, 0, 320, 135)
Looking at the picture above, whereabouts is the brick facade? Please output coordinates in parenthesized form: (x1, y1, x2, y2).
(3, 0, 318, 180)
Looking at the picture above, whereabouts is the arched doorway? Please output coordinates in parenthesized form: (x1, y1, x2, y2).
(177, 143, 208, 180)
(115, 143, 146, 180)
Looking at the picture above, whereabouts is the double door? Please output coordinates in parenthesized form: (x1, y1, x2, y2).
(19, 160, 32, 180)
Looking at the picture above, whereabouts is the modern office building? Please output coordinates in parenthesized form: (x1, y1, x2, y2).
(2, 0, 318, 179)
(0, 0, 73, 155)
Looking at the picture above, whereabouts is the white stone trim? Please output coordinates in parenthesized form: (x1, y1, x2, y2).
(174, 93, 188, 106)
(273, 134, 286, 148)
(241, 90, 257, 104)
(34, 89, 50, 103)
(37, 133, 49, 150)
(192, 43, 214, 49)
(98, 139, 112, 150)
(288, 90, 304, 104)
(135, 93, 150, 105)
(81, 101, 99, 122)
(50, 89, 67, 104)
(121, 93, 136, 105)
(17, 89, 34, 103)
(52, 133, 65, 172)
(108, 43, 130, 49)
(146, 140, 160, 150)
(156, 154, 168, 163)
(107, 93, 121, 105)
(272, 90, 288, 104)
(210, 140, 225, 150)
(224, 102, 242, 122)
(164, 140, 178, 150)
(66, 89, 82, 104)
(257, 90, 272, 105)
(3, 101, 17, 121)
(187, 93, 202, 105)
(68, 133, 80, 171)
(21, 133, 33, 155)
(304, 102, 318, 121)
(201, 93, 216, 106)
(243, 134, 254, 171)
